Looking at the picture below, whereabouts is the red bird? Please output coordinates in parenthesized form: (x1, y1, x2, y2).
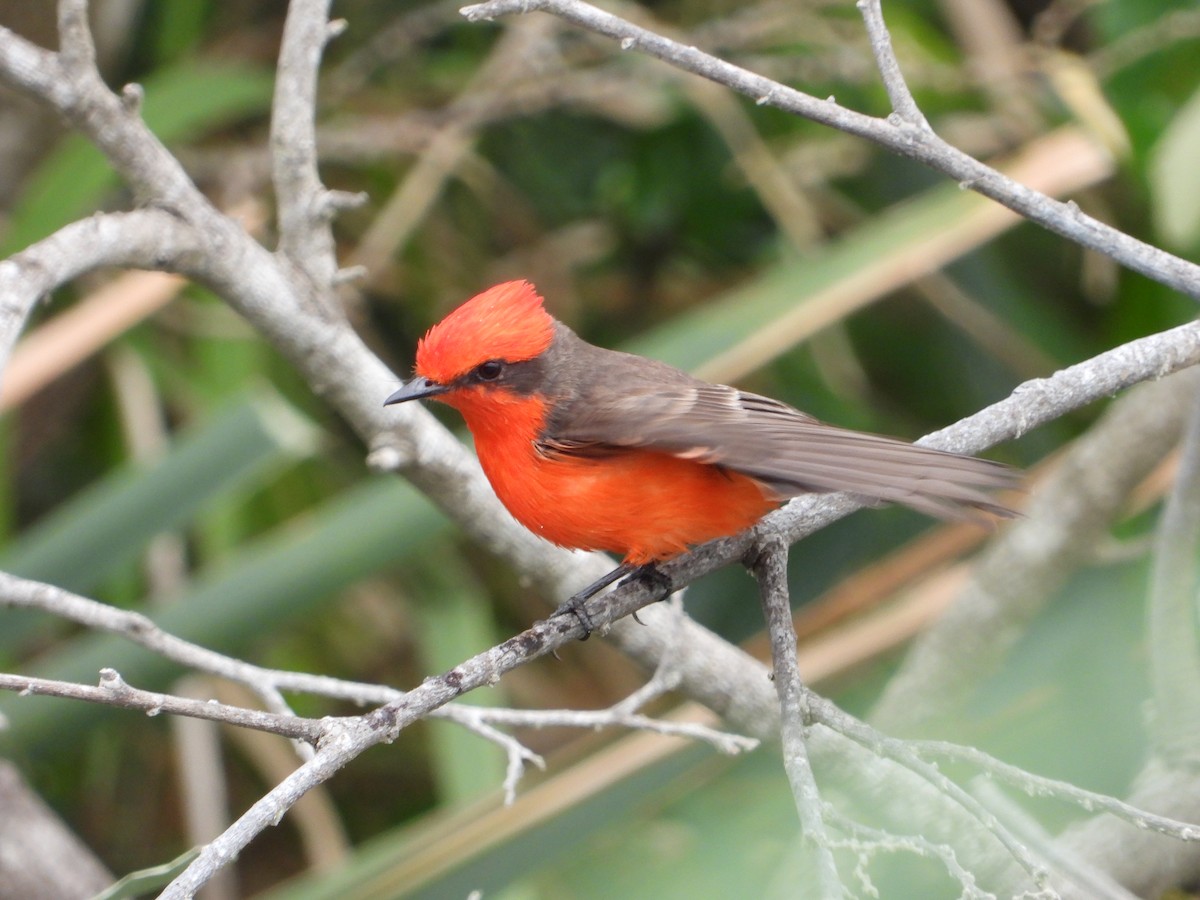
(386, 281, 1015, 631)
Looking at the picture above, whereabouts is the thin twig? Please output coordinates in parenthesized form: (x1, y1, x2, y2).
(56, 0, 96, 74)
(0, 569, 754, 797)
(871, 368, 1200, 733)
(458, 705, 758, 755)
(856, 0, 929, 128)
(0, 210, 203, 374)
(0, 669, 323, 743)
(608, 593, 687, 714)
(460, 0, 1200, 300)
(805, 693, 1052, 890)
(913, 740, 1200, 844)
(271, 0, 341, 278)
(970, 779, 1140, 900)
(0, 572, 399, 706)
(459, 713, 547, 806)
(822, 807, 995, 900)
(751, 537, 844, 895)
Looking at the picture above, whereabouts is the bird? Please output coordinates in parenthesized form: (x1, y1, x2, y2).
(385, 280, 1016, 634)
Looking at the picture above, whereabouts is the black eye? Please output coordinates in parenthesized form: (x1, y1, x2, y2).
(475, 360, 503, 381)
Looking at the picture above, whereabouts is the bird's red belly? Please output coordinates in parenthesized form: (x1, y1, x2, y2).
(481, 444, 777, 565)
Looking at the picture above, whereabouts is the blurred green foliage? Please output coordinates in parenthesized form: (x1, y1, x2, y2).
(1, 0, 1198, 896)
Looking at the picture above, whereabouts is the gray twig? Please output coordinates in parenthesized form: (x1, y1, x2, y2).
(751, 537, 844, 895)
(0, 669, 324, 743)
(459, 0, 1200, 299)
(871, 368, 1200, 733)
(271, 0, 340, 279)
(856, 0, 929, 128)
(805, 693, 1052, 891)
(913, 740, 1200, 844)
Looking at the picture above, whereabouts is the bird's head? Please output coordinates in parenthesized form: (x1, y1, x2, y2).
(384, 280, 556, 409)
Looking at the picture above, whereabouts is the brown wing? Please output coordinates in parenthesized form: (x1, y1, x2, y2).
(542, 343, 1017, 520)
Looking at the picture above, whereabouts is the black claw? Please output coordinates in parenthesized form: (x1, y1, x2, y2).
(552, 562, 675, 640)
(551, 597, 595, 639)
(565, 600, 595, 640)
(552, 563, 630, 639)
(551, 590, 602, 640)
(633, 562, 673, 600)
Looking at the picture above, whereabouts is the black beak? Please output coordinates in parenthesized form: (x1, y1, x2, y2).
(384, 377, 449, 406)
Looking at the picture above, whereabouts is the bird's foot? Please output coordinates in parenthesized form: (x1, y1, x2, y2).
(552, 563, 672, 639)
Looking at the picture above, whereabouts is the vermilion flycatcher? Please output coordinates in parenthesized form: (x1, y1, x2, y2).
(385, 280, 1015, 631)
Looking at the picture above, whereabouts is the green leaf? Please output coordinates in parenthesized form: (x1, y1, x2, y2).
(411, 557, 507, 804)
(0, 393, 319, 653)
(94, 848, 200, 900)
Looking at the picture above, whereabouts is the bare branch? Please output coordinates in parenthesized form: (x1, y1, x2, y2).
(460, 0, 1200, 300)
(0, 572, 393, 708)
(437, 711, 547, 805)
(970, 779, 1140, 900)
(804, 693, 1052, 889)
(0, 18, 70, 102)
(822, 807, 993, 900)
(55, 0, 96, 74)
(155, 609, 601, 894)
(856, 0, 929, 128)
(0, 669, 324, 743)
(0, 569, 753, 815)
(271, 0, 340, 278)
(0, 209, 203, 374)
(751, 537, 843, 894)
(1054, 757, 1200, 897)
(458, 704, 758, 756)
(871, 367, 1200, 733)
(160, 717, 369, 898)
(913, 740, 1200, 845)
